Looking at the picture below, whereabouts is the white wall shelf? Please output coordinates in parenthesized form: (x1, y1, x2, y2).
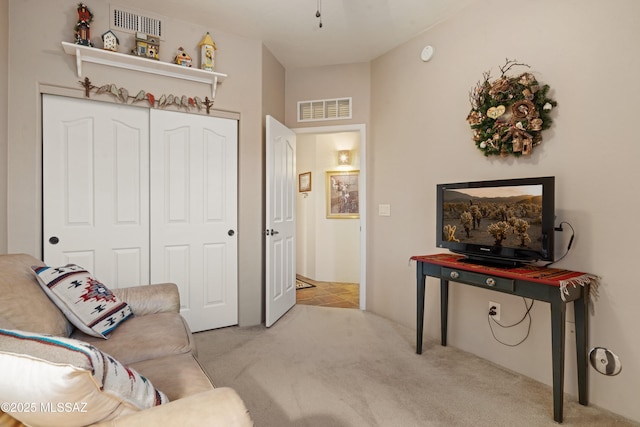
(62, 41, 227, 98)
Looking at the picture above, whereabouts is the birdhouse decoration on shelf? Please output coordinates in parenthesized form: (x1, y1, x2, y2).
(132, 32, 160, 60)
(101, 30, 119, 52)
(199, 32, 217, 71)
(74, 3, 94, 46)
(174, 47, 192, 67)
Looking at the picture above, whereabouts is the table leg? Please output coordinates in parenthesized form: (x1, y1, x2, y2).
(416, 264, 426, 354)
(550, 300, 567, 423)
(574, 287, 589, 406)
(441, 279, 449, 347)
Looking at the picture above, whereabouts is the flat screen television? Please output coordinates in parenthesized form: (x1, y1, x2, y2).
(436, 176, 555, 266)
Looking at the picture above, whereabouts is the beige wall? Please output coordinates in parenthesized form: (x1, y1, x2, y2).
(0, 2, 7, 253)
(6, 0, 267, 326)
(262, 47, 286, 124)
(368, 0, 640, 421)
(284, 62, 371, 129)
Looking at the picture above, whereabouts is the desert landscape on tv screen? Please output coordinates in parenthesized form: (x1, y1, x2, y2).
(442, 185, 543, 250)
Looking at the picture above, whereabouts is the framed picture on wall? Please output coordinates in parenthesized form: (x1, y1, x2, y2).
(299, 172, 312, 192)
(326, 170, 360, 219)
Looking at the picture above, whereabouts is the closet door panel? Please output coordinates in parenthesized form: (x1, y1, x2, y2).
(204, 130, 225, 221)
(150, 110, 238, 332)
(166, 128, 190, 222)
(162, 245, 191, 311)
(115, 130, 144, 224)
(64, 121, 94, 225)
(43, 95, 150, 288)
(203, 243, 225, 305)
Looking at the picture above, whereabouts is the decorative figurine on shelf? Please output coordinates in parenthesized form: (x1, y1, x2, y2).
(101, 30, 119, 52)
(199, 32, 217, 71)
(74, 3, 94, 46)
(132, 32, 160, 60)
(174, 47, 192, 67)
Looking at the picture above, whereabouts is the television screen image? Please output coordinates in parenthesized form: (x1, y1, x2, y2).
(442, 184, 544, 251)
(436, 177, 555, 266)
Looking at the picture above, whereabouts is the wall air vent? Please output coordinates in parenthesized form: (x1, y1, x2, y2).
(297, 97, 352, 122)
(110, 5, 165, 39)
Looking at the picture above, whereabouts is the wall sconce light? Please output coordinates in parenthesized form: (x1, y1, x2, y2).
(338, 150, 351, 165)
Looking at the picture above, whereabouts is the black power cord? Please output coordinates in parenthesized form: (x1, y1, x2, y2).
(487, 298, 534, 347)
(544, 221, 575, 267)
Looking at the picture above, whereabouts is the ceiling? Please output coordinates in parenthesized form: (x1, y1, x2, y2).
(127, 0, 474, 68)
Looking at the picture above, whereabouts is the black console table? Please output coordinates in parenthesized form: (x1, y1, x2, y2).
(411, 253, 598, 423)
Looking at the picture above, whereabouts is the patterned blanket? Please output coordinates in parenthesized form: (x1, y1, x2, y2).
(410, 253, 600, 301)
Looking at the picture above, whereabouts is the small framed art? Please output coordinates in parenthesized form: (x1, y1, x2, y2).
(326, 170, 360, 219)
(299, 172, 312, 192)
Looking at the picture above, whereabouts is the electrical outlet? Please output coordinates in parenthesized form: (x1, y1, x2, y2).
(489, 301, 501, 321)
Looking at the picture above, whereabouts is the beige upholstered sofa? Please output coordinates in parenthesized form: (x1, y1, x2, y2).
(0, 253, 253, 427)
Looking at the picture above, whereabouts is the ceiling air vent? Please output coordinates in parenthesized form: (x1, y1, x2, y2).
(110, 5, 165, 39)
(298, 98, 352, 122)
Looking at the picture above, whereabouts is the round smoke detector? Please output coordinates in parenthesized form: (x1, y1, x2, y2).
(420, 45, 434, 62)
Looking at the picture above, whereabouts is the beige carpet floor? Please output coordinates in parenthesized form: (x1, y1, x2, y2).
(194, 305, 635, 427)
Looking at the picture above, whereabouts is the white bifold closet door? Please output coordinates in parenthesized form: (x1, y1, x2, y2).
(149, 109, 238, 332)
(42, 95, 150, 287)
(42, 95, 238, 332)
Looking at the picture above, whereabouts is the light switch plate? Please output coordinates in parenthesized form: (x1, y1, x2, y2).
(378, 204, 391, 216)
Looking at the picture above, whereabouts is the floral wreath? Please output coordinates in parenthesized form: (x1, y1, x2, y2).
(467, 59, 557, 157)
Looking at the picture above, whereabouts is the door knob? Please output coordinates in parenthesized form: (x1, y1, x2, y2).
(271, 229, 280, 235)
(228, 230, 235, 236)
(49, 236, 59, 245)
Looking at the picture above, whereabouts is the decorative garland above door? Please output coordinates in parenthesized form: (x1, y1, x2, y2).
(79, 77, 215, 114)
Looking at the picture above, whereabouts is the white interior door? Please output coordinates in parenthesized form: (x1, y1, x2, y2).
(265, 115, 297, 327)
(42, 95, 150, 288)
(150, 109, 238, 332)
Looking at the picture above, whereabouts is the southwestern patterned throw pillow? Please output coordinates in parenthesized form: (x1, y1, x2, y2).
(31, 264, 133, 339)
(0, 328, 169, 427)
